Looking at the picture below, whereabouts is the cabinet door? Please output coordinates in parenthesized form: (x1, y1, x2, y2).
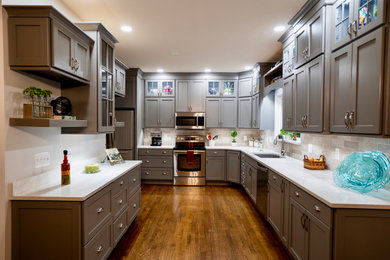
(251, 168, 257, 202)
(159, 98, 175, 127)
(115, 66, 126, 97)
(293, 67, 307, 131)
(307, 8, 325, 60)
(161, 80, 175, 96)
(330, 44, 353, 133)
(289, 199, 307, 260)
(73, 38, 90, 81)
(354, 0, 385, 38)
(238, 78, 253, 97)
(206, 98, 221, 128)
(332, 0, 354, 51)
(226, 151, 240, 183)
(306, 55, 324, 132)
(246, 165, 253, 197)
(238, 97, 252, 128)
(283, 78, 294, 131)
(145, 80, 160, 97)
(350, 27, 384, 134)
(268, 181, 283, 236)
(295, 25, 309, 68)
(222, 80, 237, 97)
(283, 40, 295, 78)
(221, 98, 237, 128)
(281, 180, 290, 247)
(307, 212, 331, 260)
(52, 21, 74, 74)
(144, 98, 159, 127)
(207, 81, 221, 97)
(190, 80, 206, 112)
(206, 156, 226, 181)
(176, 80, 190, 112)
(252, 94, 260, 128)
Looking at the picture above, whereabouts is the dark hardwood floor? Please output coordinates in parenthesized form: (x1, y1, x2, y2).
(109, 184, 290, 260)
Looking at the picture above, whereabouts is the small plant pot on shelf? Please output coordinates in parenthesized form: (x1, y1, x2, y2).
(231, 142, 237, 146)
(303, 155, 326, 170)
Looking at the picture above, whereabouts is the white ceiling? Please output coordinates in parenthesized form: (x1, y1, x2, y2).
(61, 0, 306, 72)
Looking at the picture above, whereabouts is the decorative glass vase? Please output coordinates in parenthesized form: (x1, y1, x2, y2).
(23, 94, 34, 118)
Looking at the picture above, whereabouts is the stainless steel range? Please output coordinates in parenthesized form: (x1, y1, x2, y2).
(173, 135, 206, 186)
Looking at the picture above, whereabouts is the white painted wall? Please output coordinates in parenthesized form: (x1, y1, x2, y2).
(1, 2, 106, 259)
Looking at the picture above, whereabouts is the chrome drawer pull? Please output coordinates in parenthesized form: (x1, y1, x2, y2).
(162, 151, 167, 154)
(145, 172, 150, 175)
(133, 203, 137, 208)
(97, 245, 103, 253)
(97, 207, 104, 214)
(119, 199, 123, 205)
(163, 172, 167, 175)
(119, 223, 124, 229)
(146, 160, 150, 163)
(133, 178, 136, 182)
(213, 151, 218, 154)
(313, 205, 321, 212)
(120, 180, 124, 185)
(163, 160, 167, 164)
(294, 191, 300, 197)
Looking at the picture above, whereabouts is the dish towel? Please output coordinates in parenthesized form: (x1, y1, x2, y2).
(187, 150, 194, 165)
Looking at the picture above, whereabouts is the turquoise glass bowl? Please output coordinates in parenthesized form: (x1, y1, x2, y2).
(333, 151, 390, 193)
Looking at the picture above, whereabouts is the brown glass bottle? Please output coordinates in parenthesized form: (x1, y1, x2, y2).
(61, 150, 70, 185)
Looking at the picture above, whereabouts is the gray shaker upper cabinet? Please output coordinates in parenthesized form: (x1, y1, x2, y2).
(206, 98, 237, 128)
(239, 78, 253, 97)
(176, 80, 190, 112)
(331, 0, 386, 51)
(145, 98, 175, 128)
(114, 59, 128, 97)
(176, 80, 205, 112)
(283, 77, 294, 131)
(238, 97, 252, 128)
(283, 36, 295, 79)
(330, 27, 384, 134)
(5, 6, 94, 85)
(294, 8, 325, 69)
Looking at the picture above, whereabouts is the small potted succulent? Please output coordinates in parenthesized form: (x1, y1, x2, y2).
(230, 130, 238, 146)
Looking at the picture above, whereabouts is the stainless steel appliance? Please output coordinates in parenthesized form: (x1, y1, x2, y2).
(175, 112, 205, 130)
(256, 162, 269, 217)
(113, 109, 134, 160)
(173, 135, 206, 185)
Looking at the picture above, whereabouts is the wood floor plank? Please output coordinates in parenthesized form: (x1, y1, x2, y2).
(109, 185, 291, 260)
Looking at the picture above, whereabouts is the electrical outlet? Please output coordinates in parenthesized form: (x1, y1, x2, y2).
(35, 152, 50, 168)
(308, 144, 313, 154)
(335, 148, 340, 161)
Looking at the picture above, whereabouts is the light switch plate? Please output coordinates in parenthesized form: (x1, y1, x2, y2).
(35, 152, 50, 168)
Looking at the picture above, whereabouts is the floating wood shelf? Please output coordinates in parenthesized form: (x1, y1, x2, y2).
(9, 118, 88, 128)
(263, 79, 283, 96)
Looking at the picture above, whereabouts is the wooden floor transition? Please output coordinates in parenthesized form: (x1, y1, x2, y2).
(109, 184, 290, 260)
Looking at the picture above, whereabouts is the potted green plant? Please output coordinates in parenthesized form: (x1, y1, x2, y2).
(22, 86, 38, 118)
(42, 90, 53, 118)
(230, 130, 238, 146)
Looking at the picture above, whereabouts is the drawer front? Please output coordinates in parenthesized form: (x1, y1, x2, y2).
(141, 168, 173, 180)
(83, 218, 112, 260)
(247, 157, 258, 169)
(83, 188, 111, 244)
(290, 183, 311, 209)
(111, 174, 128, 197)
(128, 166, 141, 197)
(113, 208, 128, 245)
(128, 189, 141, 224)
(112, 188, 127, 219)
(206, 150, 225, 157)
(139, 157, 172, 168)
(268, 171, 282, 187)
(138, 149, 173, 156)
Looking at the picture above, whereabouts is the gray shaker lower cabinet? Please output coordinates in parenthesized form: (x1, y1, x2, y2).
(12, 166, 142, 260)
(206, 154, 226, 181)
(226, 151, 240, 183)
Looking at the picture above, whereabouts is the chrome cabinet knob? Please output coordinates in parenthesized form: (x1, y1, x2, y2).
(163, 172, 167, 175)
(97, 245, 103, 253)
(119, 199, 123, 205)
(133, 203, 137, 208)
(119, 223, 124, 229)
(120, 180, 124, 185)
(145, 172, 150, 175)
(294, 191, 300, 197)
(97, 207, 104, 214)
(313, 205, 321, 212)
(133, 178, 136, 182)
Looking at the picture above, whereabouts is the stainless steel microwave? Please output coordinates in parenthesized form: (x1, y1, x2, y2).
(175, 112, 205, 130)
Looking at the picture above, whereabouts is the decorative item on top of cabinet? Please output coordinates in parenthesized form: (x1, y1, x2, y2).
(114, 58, 128, 97)
(331, 0, 386, 51)
(176, 80, 206, 112)
(62, 22, 118, 134)
(5, 6, 94, 86)
(330, 26, 384, 134)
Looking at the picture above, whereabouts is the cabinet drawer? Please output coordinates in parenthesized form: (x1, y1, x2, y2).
(247, 157, 258, 169)
(289, 183, 331, 226)
(128, 189, 141, 224)
(112, 188, 127, 219)
(113, 208, 128, 245)
(141, 168, 173, 180)
(268, 171, 282, 187)
(83, 218, 112, 260)
(111, 174, 128, 197)
(139, 157, 172, 168)
(128, 166, 141, 197)
(83, 187, 111, 244)
(206, 150, 225, 157)
(138, 149, 173, 156)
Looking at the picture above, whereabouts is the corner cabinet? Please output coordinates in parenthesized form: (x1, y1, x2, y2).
(5, 6, 94, 85)
(226, 151, 240, 183)
(238, 78, 253, 97)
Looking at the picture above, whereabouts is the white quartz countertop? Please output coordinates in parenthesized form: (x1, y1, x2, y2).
(137, 144, 390, 209)
(138, 145, 175, 149)
(11, 160, 142, 201)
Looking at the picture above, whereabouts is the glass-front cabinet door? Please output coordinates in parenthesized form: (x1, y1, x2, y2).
(207, 81, 221, 97)
(161, 80, 175, 96)
(145, 80, 175, 96)
(222, 80, 237, 97)
(354, 0, 384, 37)
(99, 37, 115, 132)
(145, 80, 159, 96)
(332, 0, 353, 51)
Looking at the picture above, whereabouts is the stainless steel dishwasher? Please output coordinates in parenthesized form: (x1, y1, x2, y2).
(256, 162, 269, 217)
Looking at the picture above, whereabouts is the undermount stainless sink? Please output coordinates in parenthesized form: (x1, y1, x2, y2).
(253, 153, 282, 158)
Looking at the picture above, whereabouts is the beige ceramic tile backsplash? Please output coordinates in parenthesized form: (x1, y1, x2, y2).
(260, 130, 390, 170)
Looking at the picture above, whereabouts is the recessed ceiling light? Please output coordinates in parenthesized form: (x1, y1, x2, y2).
(204, 68, 211, 73)
(157, 68, 164, 73)
(273, 25, 286, 32)
(121, 25, 133, 32)
(244, 66, 252, 70)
